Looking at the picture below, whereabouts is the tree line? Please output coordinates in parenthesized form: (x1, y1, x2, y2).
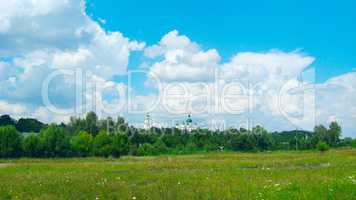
(0, 112, 355, 158)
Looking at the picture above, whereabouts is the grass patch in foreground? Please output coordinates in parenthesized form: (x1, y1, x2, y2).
(0, 149, 355, 200)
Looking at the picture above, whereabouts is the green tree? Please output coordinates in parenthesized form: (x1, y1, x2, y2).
(153, 138, 168, 154)
(0, 115, 16, 127)
(0, 125, 22, 157)
(328, 121, 341, 146)
(316, 141, 330, 152)
(338, 137, 353, 147)
(185, 142, 198, 152)
(252, 126, 274, 151)
(352, 139, 356, 148)
(16, 118, 44, 133)
(98, 117, 115, 134)
(128, 144, 139, 156)
(68, 116, 86, 134)
(116, 116, 127, 133)
(112, 133, 129, 157)
(40, 125, 70, 157)
(85, 111, 99, 136)
(203, 142, 218, 151)
(70, 131, 93, 156)
(93, 131, 113, 157)
(23, 133, 42, 157)
(138, 143, 156, 156)
(231, 134, 257, 152)
(313, 125, 328, 146)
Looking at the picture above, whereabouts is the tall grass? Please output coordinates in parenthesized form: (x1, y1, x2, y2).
(0, 149, 355, 199)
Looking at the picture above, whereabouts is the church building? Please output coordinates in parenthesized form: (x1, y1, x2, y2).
(176, 114, 197, 132)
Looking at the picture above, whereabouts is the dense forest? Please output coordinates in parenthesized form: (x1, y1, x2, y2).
(0, 112, 355, 158)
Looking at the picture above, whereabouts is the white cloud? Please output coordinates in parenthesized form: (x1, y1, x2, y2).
(144, 30, 199, 58)
(0, 17, 10, 32)
(145, 30, 220, 82)
(0, 0, 70, 18)
(0, 0, 81, 54)
(0, 0, 144, 120)
(315, 72, 356, 137)
(220, 50, 315, 84)
(0, 0, 354, 138)
(141, 30, 356, 137)
(33, 106, 70, 124)
(145, 31, 314, 85)
(0, 100, 26, 116)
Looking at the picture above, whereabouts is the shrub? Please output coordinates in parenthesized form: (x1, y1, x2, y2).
(185, 142, 198, 152)
(112, 133, 129, 157)
(70, 131, 93, 157)
(316, 141, 330, 152)
(0, 125, 22, 157)
(153, 139, 168, 154)
(93, 131, 113, 157)
(352, 139, 356, 148)
(128, 145, 139, 156)
(40, 125, 71, 157)
(203, 143, 218, 152)
(138, 143, 156, 156)
(16, 118, 44, 133)
(23, 133, 42, 157)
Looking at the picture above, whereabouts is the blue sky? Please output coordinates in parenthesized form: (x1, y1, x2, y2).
(86, 0, 356, 83)
(0, 0, 355, 137)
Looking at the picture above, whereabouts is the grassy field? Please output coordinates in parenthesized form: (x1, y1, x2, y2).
(0, 149, 355, 200)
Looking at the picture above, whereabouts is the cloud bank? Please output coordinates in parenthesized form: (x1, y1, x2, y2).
(0, 1, 355, 137)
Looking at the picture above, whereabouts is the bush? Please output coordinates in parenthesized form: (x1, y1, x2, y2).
(203, 143, 218, 152)
(16, 118, 44, 133)
(40, 125, 71, 157)
(0, 125, 22, 157)
(112, 133, 129, 157)
(70, 131, 93, 157)
(93, 131, 113, 157)
(128, 145, 139, 156)
(153, 139, 168, 154)
(138, 143, 156, 156)
(316, 141, 330, 152)
(231, 134, 257, 152)
(352, 139, 356, 148)
(185, 142, 198, 152)
(23, 133, 42, 157)
(0, 115, 16, 127)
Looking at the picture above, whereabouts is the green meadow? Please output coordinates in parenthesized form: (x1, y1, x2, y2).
(0, 149, 355, 200)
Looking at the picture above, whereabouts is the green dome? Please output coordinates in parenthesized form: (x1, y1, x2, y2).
(186, 115, 192, 123)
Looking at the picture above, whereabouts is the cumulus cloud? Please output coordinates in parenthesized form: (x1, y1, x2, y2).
(220, 51, 315, 84)
(0, 100, 26, 117)
(145, 30, 220, 82)
(0, 0, 354, 137)
(141, 30, 355, 137)
(315, 72, 356, 137)
(0, 0, 82, 54)
(0, 0, 144, 120)
(32, 106, 71, 124)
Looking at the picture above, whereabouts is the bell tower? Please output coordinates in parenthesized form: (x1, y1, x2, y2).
(143, 113, 152, 129)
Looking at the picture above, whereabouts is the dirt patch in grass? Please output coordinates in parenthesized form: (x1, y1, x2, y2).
(0, 163, 11, 168)
(239, 163, 331, 170)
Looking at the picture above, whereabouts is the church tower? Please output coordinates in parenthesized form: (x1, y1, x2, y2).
(143, 113, 153, 130)
(186, 114, 195, 132)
